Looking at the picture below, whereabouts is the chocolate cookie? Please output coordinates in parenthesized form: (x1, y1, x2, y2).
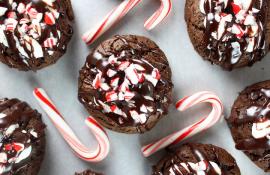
(0, 98, 46, 174)
(152, 143, 241, 175)
(228, 80, 270, 172)
(75, 170, 103, 175)
(0, 0, 74, 71)
(185, 0, 270, 70)
(78, 35, 173, 134)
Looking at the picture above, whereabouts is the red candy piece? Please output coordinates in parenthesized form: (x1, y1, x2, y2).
(13, 143, 24, 152)
(44, 12, 55, 25)
(4, 143, 24, 152)
(7, 12, 16, 18)
(231, 2, 241, 15)
(4, 144, 12, 151)
(110, 105, 117, 112)
(43, 37, 56, 48)
(106, 90, 118, 102)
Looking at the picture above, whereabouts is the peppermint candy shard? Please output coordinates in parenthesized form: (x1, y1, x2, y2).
(44, 12, 56, 25)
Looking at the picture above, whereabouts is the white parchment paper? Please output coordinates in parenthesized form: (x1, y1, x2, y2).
(0, 0, 268, 174)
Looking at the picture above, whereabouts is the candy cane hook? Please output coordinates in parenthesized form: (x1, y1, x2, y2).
(144, 0, 172, 30)
(82, 0, 142, 45)
(82, 0, 172, 45)
(141, 91, 223, 157)
(33, 88, 110, 162)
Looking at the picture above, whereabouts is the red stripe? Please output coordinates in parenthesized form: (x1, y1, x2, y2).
(78, 142, 101, 160)
(146, 4, 163, 28)
(34, 88, 63, 119)
(171, 117, 206, 145)
(175, 96, 189, 109)
(120, 0, 135, 18)
(87, 9, 115, 44)
(34, 88, 109, 158)
(144, 93, 223, 154)
(86, 117, 107, 136)
(142, 141, 156, 152)
(165, 0, 172, 17)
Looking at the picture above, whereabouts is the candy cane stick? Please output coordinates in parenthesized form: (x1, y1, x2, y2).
(144, 0, 172, 30)
(141, 91, 223, 157)
(82, 0, 142, 45)
(33, 88, 110, 162)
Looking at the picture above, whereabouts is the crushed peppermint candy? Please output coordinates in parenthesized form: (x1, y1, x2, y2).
(200, 0, 265, 65)
(0, 98, 45, 175)
(88, 50, 165, 126)
(0, 0, 62, 65)
(168, 160, 222, 175)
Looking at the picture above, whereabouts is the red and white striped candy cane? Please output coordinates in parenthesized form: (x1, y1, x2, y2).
(82, 0, 172, 45)
(141, 91, 223, 157)
(33, 88, 110, 162)
(82, 0, 142, 45)
(144, 0, 172, 30)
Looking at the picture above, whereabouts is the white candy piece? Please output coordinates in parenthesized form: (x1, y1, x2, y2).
(231, 42, 242, 64)
(0, 153, 7, 163)
(100, 83, 110, 91)
(244, 15, 257, 26)
(26, 36, 44, 58)
(134, 64, 145, 71)
(246, 37, 255, 52)
(0, 7, 7, 17)
(130, 110, 147, 124)
(252, 120, 270, 139)
(169, 161, 222, 175)
(5, 124, 19, 136)
(246, 106, 261, 116)
(0, 113, 7, 119)
(107, 69, 117, 77)
(30, 130, 38, 138)
(42, 0, 56, 6)
(110, 77, 119, 87)
(241, 0, 253, 10)
(140, 105, 148, 113)
(125, 64, 140, 85)
(108, 55, 118, 64)
(98, 100, 111, 113)
(15, 146, 32, 163)
(262, 89, 270, 97)
(144, 74, 158, 86)
(17, 3, 25, 14)
(0, 25, 8, 47)
(14, 35, 29, 58)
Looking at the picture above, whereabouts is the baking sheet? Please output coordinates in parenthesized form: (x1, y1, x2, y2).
(0, 0, 269, 174)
